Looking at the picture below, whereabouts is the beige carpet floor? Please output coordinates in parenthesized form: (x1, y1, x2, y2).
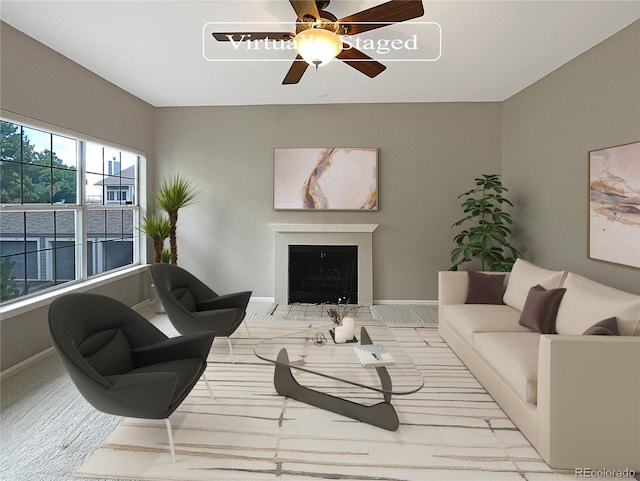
(74, 320, 577, 481)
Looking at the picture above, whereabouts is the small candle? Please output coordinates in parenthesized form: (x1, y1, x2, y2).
(334, 325, 349, 343)
(342, 317, 355, 340)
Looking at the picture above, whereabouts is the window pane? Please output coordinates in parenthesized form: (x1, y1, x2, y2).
(87, 209, 106, 240)
(87, 209, 134, 276)
(104, 239, 133, 271)
(52, 210, 77, 283)
(22, 164, 52, 203)
(0, 161, 21, 203)
(0, 211, 25, 251)
(121, 152, 136, 180)
(52, 167, 77, 204)
(52, 135, 77, 169)
(0, 121, 21, 163)
(22, 127, 51, 167)
(55, 210, 75, 238)
(86, 172, 103, 204)
(0, 252, 24, 301)
(106, 210, 123, 235)
(54, 241, 75, 281)
(85, 143, 103, 175)
(104, 148, 120, 175)
(103, 176, 122, 205)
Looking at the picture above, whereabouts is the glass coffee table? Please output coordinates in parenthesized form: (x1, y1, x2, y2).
(254, 320, 424, 430)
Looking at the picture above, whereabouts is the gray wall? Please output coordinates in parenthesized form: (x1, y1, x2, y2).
(154, 103, 502, 302)
(502, 20, 640, 294)
(0, 22, 155, 371)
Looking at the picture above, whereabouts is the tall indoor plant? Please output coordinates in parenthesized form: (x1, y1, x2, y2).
(139, 214, 171, 263)
(450, 174, 521, 271)
(154, 175, 202, 264)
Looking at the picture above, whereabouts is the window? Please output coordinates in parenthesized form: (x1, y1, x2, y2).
(0, 120, 142, 304)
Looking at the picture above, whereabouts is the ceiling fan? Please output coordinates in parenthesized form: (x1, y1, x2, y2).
(212, 0, 425, 85)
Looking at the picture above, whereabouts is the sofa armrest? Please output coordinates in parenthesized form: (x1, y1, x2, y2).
(438, 271, 469, 305)
(537, 335, 640, 470)
(437, 271, 509, 320)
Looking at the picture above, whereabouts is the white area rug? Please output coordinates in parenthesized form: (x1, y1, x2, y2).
(75, 321, 575, 480)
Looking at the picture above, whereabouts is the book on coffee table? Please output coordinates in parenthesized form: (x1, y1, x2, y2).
(353, 344, 395, 367)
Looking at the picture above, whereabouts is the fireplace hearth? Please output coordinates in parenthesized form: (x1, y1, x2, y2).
(288, 245, 358, 304)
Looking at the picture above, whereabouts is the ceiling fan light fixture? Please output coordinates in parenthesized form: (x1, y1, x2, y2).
(294, 28, 342, 67)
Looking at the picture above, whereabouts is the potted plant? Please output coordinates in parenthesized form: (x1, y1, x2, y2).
(154, 175, 202, 264)
(138, 214, 172, 313)
(139, 214, 171, 263)
(450, 174, 521, 271)
(326, 297, 357, 325)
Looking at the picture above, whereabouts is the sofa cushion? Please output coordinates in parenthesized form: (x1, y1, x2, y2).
(474, 332, 541, 404)
(583, 317, 620, 336)
(518, 285, 567, 334)
(465, 271, 506, 304)
(503, 259, 565, 312)
(555, 273, 640, 336)
(442, 304, 531, 348)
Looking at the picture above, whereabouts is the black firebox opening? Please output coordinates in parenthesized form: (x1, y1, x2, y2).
(288, 245, 358, 305)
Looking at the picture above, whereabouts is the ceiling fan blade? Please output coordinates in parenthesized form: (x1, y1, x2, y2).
(337, 45, 387, 78)
(339, 0, 425, 35)
(289, 0, 320, 21)
(283, 55, 310, 84)
(212, 32, 293, 42)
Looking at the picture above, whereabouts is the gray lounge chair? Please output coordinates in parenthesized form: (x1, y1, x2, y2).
(48, 292, 215, 462)
(150, 263, 252, 363)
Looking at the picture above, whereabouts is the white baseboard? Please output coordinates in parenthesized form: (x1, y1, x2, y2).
(0, 347, 55, 380)
(373, 300, 438, 305)
(251, 296, 275, 303)
(132, 298, 152, 310)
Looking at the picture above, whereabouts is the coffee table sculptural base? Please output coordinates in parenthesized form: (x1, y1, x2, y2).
(256, 324, 424, 431)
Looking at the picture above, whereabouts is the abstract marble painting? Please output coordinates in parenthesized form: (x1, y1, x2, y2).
(274, 147, 378, 210)
(589, 141, 640, 268)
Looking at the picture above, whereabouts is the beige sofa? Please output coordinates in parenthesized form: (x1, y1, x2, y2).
(438, 259, 640, 470)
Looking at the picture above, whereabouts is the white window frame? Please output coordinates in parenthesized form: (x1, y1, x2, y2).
(0, 115, 147, 312)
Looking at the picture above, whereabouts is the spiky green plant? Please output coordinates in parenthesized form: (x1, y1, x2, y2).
(450, 174, 521, 271)
(154, 175, 202, 264)
(138, 215, 171, 263)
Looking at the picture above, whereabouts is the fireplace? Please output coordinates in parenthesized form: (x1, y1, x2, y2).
(269, 223, 378, 306)
(288, 245, 358, 304)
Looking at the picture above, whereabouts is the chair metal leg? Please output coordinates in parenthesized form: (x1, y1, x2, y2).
(243, 320, 251, 336)
(226, 336, 235, 363)
(202, 372, 214, 399)
(61, 410, 95, 448)
(165, 418, 176, 463)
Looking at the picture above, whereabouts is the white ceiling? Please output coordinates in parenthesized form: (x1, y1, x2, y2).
(1, 1, 639, 107)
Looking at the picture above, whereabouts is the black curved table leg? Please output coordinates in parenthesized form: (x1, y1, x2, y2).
(273, 348, 400, 431)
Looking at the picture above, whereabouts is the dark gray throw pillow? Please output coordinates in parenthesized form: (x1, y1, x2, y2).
(583, 317, 620, 335)
(465, 271, 506, 304)
(518, 284, 567, 334)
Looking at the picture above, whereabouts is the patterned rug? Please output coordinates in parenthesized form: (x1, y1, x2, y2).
(75, 320, 575, 480)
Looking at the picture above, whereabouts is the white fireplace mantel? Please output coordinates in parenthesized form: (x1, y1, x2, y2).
(268, 223, 378, 233)
(269, 223, 378, 306)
